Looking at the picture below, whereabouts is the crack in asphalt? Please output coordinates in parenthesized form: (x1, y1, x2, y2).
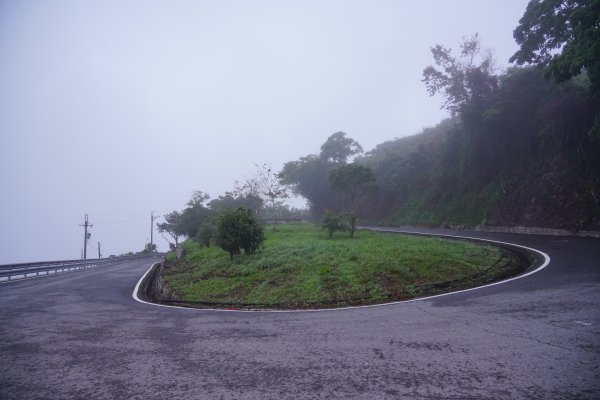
(414, 304, 574, 352)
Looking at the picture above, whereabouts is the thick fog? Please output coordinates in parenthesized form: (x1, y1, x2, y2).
(0, 0, 528, 263)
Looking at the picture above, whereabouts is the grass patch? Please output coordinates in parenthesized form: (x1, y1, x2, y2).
(160, 223, 511, 309)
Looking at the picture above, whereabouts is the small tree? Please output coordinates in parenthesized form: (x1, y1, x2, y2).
(157, 211, 184, 247)
(236, 162, 290, 228)
(255, 162, 289, 230)
(214, 207, 264, 260)
(329, 164, 378, 238)
(234, 174, 264, 217)
(319, 211, 348, 238)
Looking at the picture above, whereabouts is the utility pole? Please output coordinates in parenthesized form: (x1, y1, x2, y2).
(98, 242, 102, 259)
(150, 211, 158, 253)
(79, 214, 93, 259)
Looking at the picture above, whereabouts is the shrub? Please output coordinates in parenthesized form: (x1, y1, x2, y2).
(195, 222, 215, 247)
(215, 207, 265, 260)
(319, 211, 348, 238)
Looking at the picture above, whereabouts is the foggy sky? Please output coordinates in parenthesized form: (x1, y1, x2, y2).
(0, 0, 529, 263)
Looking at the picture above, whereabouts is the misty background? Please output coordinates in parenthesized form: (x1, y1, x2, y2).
(0, 0, 529, 263)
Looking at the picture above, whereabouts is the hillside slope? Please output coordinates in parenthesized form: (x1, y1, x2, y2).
(361, 68, 600, 231)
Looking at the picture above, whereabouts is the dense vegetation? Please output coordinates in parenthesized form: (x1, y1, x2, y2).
(160, 224, 508, 309)
(281, 65, 600, 230)
(159, 0, 600, 251)
(362, 67, 600, 229)
(150, 0, 597, 310)
(280, 0, 600, 231)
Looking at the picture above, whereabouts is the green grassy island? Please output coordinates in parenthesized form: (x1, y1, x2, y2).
(159, 223, 519, 309)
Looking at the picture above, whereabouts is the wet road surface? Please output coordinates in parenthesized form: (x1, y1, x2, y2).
(1, 228, 598, 399)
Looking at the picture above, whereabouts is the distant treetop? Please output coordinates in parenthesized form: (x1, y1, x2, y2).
(510, 0, 600, 93)
(319, 131, 364, 164)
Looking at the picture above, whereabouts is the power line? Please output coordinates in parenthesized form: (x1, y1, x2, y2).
(93, 218, 147, 224)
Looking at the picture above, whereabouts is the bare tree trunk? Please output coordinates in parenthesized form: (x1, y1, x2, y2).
(349, 211, 356, 238)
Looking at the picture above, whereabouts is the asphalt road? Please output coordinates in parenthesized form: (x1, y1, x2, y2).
(1, 228, 598, 399)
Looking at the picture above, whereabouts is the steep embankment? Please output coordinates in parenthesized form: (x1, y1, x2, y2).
(361, 68, 600, 232)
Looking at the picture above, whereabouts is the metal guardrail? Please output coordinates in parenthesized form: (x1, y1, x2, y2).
(0, 253, 165, 283)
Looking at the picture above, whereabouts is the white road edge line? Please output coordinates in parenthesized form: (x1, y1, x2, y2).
(132, 229, 551, 313)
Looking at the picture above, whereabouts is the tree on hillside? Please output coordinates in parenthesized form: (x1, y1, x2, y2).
(510, 0, 600, 92)
(280, 133, 364, 220)
(251, 162, 289, 230)
(187, 190, 210, 208)
(255, 162, 289, 209)
(156, 211, 184, 247)
(214, 207, 264, 260)
(510, 0, 600, 140)
(196, 218, 216, 247)
(329, 164, 378, 238)
(208, 192, 264, 214)
(320, 131, 364, 164)
(234, 174, 264, 217)
(422, 33, 498, 115)
(178, 191, 215, 238)
(281, 155, 340, 219)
